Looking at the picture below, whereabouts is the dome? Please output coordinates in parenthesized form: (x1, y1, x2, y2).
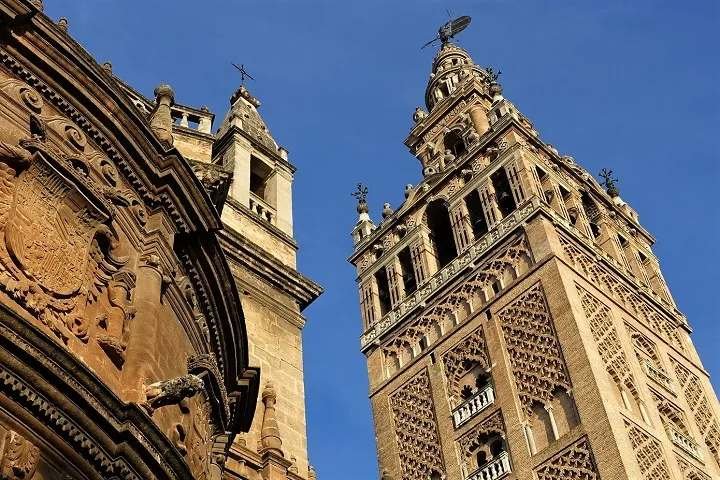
(425, 42, 487, 111)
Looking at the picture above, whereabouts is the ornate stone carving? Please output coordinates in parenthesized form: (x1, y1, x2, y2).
(534, 436, 600, 480)
(442, 327, 490, 401)
(0, 430, 39, 480)
(560, 235, 683, 350)
(671, 360, 720, 463)
(457, 409, 506, 458)
(625, 420, 671, 480)
(96, 270, 136, 366)
(389, 369, 445, 480)
(143, 374, 204, 414)
(497, 283, 572, 414)
(577, 284, 638, 398)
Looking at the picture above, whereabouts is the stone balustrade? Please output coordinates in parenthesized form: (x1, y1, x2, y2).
(249, 192, 276, 225)
(466, 451, 511, 480)
(360, 198, 539, 349)
(666, 425, 702, 460)
(453, 385, 495, 428)
(642, 360, 674, 392)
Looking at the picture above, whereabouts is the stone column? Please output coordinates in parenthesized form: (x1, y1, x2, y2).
(385, 259, 403, 306)
(478, 182, 503, 227)
(449, 203, 473, 253)
(121, 253, 164, 403)
(266, 166, 294, 235)
(468, 105, 490, 136)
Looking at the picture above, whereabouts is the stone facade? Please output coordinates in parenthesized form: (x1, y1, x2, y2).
(0, 1, 320, 479)
(350, 39, 720, 480)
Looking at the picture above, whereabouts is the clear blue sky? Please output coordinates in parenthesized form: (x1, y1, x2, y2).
(46, 1, 718, 478)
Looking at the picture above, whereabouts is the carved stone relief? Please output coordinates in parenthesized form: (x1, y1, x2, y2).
(0, 430, 39, 480)
(442, 327, 490, 402)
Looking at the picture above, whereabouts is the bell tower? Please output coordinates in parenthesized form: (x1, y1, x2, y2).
(349, 31, 720, 480)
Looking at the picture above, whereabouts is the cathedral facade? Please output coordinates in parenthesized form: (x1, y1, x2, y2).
(349, 39, 720, 480)
(0, 1, 320, 479)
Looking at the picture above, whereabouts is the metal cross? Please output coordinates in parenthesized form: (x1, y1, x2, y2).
(232, 63, 255, 85)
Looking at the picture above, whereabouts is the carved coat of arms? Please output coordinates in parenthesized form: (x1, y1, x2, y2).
(0, 136, 123, 343)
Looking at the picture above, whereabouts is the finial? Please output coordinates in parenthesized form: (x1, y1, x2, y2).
(599, 168, 620, 197)
(29, 0, 43, 11)
(404, 184, 413, 198)
(150, 84, 174, 147)
(413, 106, 428, 123)
(309, 465, 317, 480)
(382, 203, 394, 219)
(57, 17, 69, 32)
(352, 183, 369, 214)
(260, 382, 283, 455)
(101, 62, 113, 75)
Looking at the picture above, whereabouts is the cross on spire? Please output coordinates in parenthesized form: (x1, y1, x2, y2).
(232, 63, 255, 86)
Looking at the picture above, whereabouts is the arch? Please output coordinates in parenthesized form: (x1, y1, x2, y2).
(426, 200, 458, 268)
(443, 129, 466, 157)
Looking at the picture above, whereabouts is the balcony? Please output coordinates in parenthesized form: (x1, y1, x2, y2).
(453, 385, 495, 428)
(667, 425, 703, 461)
(642, 360, 674, 392)
(466, 451, 511, 480)
(249, 192, 276, 225)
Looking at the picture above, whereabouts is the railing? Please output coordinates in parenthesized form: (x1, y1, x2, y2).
(360, 198, 539, 349)
(249, 192, 276, 225)
(466, 451, 511, 480)
(666, 425, 702, 460)
(642, 360, 674, 392)
(453, 385, 495, 428)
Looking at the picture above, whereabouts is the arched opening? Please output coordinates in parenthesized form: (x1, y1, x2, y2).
(426, 200, 458, 268)
(581, 191, 601, 238)
(443, 130, 466, 157)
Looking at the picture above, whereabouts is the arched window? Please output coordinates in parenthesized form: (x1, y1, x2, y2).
(476, 451, 488, 468)
(426, 200, 458, 268)
(444, 130, 466, 157)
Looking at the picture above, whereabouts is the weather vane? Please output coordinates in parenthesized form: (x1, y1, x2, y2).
(421, 15, 472, 49)
(232, 63, 255, 86)
(352, 183, 368, 204)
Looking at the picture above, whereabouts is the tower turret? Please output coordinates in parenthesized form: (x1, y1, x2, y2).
(350, 24, 719, 480)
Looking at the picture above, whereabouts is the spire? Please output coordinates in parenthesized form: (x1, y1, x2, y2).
(259, 382, 284, 456)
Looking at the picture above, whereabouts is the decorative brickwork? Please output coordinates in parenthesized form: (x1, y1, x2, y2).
(442, 327, 490, 400)
(497, 283, 572, 414)
(383, 236, 531, 372)
(672, 360, 720, 463)
(535, 436, 600, 480)
(625, 421, 672, 480)
(389, 369, 445, 480)
(577, 285, 638, 397)
(457, 409, 506, 458)
(560, 236, 683, 350)
(676, 455, 711, 480)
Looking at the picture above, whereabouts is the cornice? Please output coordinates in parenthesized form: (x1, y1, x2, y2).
(219, 226, 323, 311)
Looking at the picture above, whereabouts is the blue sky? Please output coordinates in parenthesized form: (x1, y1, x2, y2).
(46, 1, 718, 478)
